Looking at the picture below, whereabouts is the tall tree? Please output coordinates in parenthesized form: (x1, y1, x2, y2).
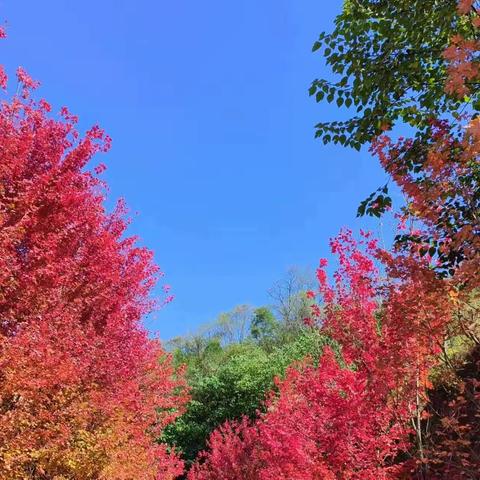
(310, 2, 480, 476)
(215, 305, 253, 344)
(0, 34, 187, 479)
(311, 0, 480, 281)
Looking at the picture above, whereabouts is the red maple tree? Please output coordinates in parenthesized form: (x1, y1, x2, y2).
(189, 231, 455, 479)
(0, 30, 188, 479)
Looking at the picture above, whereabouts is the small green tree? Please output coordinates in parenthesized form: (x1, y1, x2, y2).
(250, 307, 279, 347)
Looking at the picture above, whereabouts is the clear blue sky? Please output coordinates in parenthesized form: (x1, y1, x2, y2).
(2, 0, 395, 340)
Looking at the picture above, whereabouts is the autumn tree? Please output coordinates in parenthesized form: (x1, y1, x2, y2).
(0, 33, 187, 479)
(188, 231, 457, 479)
(311, 1, 480, 476)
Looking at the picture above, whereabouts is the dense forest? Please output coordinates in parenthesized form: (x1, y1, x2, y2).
(0, 0, 479, 479)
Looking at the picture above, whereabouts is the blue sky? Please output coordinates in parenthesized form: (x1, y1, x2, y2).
(1, 0, 396, 340)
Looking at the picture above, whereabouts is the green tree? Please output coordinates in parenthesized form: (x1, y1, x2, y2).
(250, 307, 279, 347)
(310, 0, 470, 153)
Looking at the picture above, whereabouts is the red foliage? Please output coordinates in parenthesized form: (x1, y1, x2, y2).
(443, 1, 480, 95)
(189, 231, 455, 479)
(444, 35, 480, 97)
(0, 46, 187, 478)
(372, 118, 480, 288)
(189, 418, 263, 480)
